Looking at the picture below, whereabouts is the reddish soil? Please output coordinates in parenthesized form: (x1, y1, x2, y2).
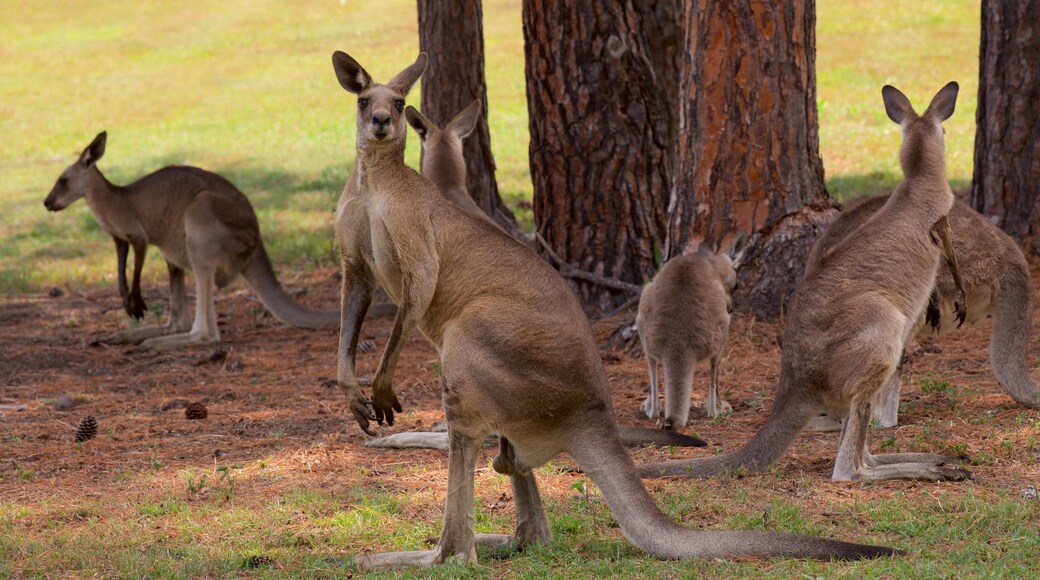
(2, 260, 1039, 546)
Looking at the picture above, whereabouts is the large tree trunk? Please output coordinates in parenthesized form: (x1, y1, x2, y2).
(523, 1, 677, 310)
(644, 0, 684, 165)
(970, 0, 1040, 254)
(665, 0, 835, 321)
(417, 0, 520, 236)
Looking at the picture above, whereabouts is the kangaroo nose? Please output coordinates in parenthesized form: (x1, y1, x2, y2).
(372, 113, 391, 128)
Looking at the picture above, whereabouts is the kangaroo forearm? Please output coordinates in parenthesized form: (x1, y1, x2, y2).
(934, 215, 965, 297)
(337, 278, 372, 385)
(129, 237, 147, 297)
(373, 301, 413, 394)
(114, 238, 129, 300)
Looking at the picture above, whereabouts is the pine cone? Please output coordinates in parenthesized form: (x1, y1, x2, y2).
(185, 402, 208, 420)
(75, 415, 98, 442)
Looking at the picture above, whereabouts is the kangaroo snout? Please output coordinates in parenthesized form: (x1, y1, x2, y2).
(371, 112, 391, 136)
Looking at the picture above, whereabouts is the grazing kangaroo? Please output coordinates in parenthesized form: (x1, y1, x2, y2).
(643, 83, 973, 482)
(807, 195, 1039, 430)
(43, 133, 359, 348)
(331, 51, 894, 568)
(638, 244, 740, 427)
(404, 100, 505, 232)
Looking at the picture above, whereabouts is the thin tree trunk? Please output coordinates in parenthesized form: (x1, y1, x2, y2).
(970, 0, 1040, 254)
(666, 0, 835, 321)
(417, 0, 520, 236)
(523, 1, 675, 310)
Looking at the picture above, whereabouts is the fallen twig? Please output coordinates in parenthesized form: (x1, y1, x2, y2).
(535, 234, 642, 294)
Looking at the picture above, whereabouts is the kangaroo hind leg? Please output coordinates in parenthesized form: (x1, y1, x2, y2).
(355, 429, 484, 569)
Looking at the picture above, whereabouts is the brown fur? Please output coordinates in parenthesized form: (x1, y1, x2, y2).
(807, 195, 1039, 429)
(404, 100, 505, 232)
(642, 82, 973, 482)
(42, 133, 356, 348)
(637, 247, 737, 427)
(330, 51, 894, 569)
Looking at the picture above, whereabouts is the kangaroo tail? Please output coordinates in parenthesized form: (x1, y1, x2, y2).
(990, 251, 1040, 407)
(662, 353, 697, 428)
(638, 382, 814, 478)
(617, 426, 706, 448)
(241, 244, 339, 329)
(567, 423, 898, 560)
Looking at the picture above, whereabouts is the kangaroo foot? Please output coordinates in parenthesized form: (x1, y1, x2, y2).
(640, 395, 660, 420)
(355, 531, 492, 569)
(134, 331, 219, 351)
(355, 549, 440, 569)
(705, 399, 733, 418)
(832, 461, 973, 482)
(868, 451, 968, 466)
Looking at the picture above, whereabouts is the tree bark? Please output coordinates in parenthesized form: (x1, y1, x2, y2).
(970, 0, 1040, 254)
(523, 1, 676, 310)
(417, 0, 520, 236)
(665, 0, 834, 321)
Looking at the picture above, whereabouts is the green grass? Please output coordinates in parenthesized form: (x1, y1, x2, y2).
(0, 1, 980, 295)
(817, 0, 979, 201)
(2, 479, 1037, 577)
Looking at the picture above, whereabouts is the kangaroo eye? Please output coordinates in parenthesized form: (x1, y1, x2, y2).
(358, 98, 369, 111)
(394, 99, 405, 112)
(58, 177, 68, 187)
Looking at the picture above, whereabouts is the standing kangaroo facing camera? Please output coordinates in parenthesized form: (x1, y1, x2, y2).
(363, 98, 704, 453)
(331, 51, 895, 569)
(43, 133, 361, 349)
(638, 241, 743, 427)
(806, 195, 1039, 430)
(643, 82, 972, 482)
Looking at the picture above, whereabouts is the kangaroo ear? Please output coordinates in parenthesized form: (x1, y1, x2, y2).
(332, 51, 372, 94)
(448, 99, 481, 140)
(405, 106, 434, 141)
(696, 242, 713, 259)
(881, 85, 915, 125)
(387, 53, 427, 96)
(80, 131, 107, 166)
(726, 230, 749, 266)
(924, 81, 959, 122)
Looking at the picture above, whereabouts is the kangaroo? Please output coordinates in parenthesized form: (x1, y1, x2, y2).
(42, 133, 369, 348)
(404, 99, 505, 232)
(806, 195, 1039, 431)
(366, 99, 703, 451)
(642, 83, 973, 482)
(331, 51, 894, 568)
(638, 244, 740, 427)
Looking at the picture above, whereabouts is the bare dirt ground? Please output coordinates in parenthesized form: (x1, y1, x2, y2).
(2, 259, 1039, 561)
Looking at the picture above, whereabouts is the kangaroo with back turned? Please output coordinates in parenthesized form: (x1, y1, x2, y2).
(42, 134, 381, 348)
(637, 241, 743, 428)
(331, 50, 894, 569)
(643, 82, 973, 482)
(806, 195, 1039, 430)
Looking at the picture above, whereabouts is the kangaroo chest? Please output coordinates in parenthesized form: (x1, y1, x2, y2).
(367, 215, 403, 302)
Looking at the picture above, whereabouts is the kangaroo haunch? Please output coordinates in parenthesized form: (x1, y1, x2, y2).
(807, 195, 1039, 431)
